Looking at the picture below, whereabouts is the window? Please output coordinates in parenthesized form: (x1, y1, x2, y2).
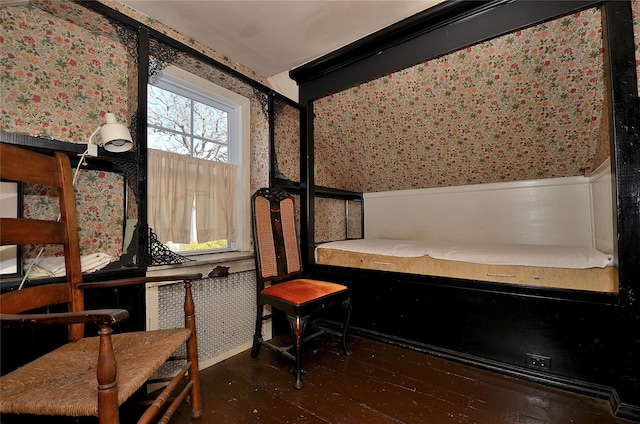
(0, 181, 20, 276)
(147, 66, 250, 254)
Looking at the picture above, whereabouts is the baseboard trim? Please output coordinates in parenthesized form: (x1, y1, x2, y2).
(346, 326, 626, 416)
(616, 402, 640, 422)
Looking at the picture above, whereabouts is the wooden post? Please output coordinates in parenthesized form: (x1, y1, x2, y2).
(184, 280, 202, 418)
(96, 324, 119, 424)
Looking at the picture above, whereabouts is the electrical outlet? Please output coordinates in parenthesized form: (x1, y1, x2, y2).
(526, 353, 551, 371)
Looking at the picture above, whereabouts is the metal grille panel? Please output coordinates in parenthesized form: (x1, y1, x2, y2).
(157, 270, 256, 374)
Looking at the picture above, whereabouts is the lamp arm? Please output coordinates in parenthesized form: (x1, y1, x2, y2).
(88, 126, 101, 145)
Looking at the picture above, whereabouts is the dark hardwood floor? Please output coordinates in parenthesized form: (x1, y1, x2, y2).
(1, 334, 634, 423)
(174, 335, 634, 424)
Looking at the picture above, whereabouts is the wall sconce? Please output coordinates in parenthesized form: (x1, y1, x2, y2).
(87, 113, 133, 156)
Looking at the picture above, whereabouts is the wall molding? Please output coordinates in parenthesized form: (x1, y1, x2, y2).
(346, 324, 625, 418)
(364, 176, 589, 199)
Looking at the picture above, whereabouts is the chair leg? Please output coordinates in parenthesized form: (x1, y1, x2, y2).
(183, 280, 202, 418)
(251, 302, 264, 358)
(186, 337, 202, 418)
(287, 315, 308, 390)
(96, 325, 119, 424)
(342, 299, 352, 356)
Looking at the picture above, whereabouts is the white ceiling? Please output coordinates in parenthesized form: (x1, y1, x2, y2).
(119, 1, 445, 79)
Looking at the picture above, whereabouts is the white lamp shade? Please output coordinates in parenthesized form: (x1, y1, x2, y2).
(100, 113, 133, 152)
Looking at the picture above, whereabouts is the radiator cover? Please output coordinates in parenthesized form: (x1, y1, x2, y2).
(147, 269, 264, 373)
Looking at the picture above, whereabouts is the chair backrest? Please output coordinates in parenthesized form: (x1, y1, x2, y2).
(0, 142, 85, 341)
(251, 188, 302, 285)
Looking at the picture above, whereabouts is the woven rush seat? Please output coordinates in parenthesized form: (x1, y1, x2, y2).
(0, 328, 190, 417)
(0, 144, 203, 422)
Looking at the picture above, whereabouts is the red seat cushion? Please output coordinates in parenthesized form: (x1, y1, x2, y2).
(262, 279, 348, 306)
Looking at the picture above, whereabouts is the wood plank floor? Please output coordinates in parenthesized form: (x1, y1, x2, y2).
(1, 335, 634, 423)
(173, 335, 634, 424)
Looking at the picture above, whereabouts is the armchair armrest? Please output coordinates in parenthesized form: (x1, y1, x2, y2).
(78, 273, 203, 290)
(1, 309, 129, 328)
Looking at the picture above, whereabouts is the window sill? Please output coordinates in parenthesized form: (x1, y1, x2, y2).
(146, 250, 255, 283)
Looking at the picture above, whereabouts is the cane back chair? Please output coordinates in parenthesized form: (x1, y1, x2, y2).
(0, 142, 202, 423)
(251, 187, 352, 389)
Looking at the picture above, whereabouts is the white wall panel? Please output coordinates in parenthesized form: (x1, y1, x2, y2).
(364, 177, 596, 247)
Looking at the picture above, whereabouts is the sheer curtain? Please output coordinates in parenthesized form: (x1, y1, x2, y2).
(148, 148, 237, 244)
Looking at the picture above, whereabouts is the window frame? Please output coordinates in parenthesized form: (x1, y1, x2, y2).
(147, 65, 251, 255)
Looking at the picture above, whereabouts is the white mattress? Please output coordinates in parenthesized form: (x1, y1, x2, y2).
(316, 239, 613, 269)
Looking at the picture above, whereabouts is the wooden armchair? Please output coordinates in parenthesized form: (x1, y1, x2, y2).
(250, 188, 352, 389)
(0, 142, 202, 423)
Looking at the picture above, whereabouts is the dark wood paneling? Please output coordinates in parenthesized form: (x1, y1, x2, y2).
(293, 0, 640, 418)
(310, 265, 638, 418)
(291, 0, 601, 102)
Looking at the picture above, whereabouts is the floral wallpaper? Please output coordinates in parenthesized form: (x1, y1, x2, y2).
(1, 4, 134, 260)
(23, 170, 126, 259)
(314, 198, 346, 243)
(313, 197, 363, 243)
(313, 7, 607, 193)
(1, 4, 132, 143)
(6, 1, 631, 253)
(274, 100, 300, 182)
(634, 0, 640, 92)
(1, 1, 272, 262)
(346, 199, 363, 239)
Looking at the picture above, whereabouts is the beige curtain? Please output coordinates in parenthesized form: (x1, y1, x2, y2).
(148, 149, 237, 244)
